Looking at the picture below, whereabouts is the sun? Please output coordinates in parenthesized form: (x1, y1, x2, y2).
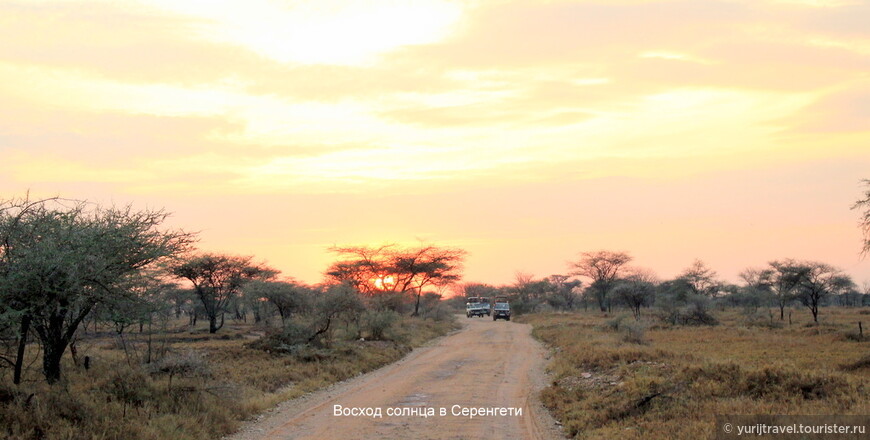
(373, 274, 397, 291)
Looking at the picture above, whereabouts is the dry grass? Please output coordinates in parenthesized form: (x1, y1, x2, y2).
(518, 307, 870, 439)
(0, 316, 458, 440)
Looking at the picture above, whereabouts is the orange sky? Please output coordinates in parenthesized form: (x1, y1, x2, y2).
(1, 0, 869, 286)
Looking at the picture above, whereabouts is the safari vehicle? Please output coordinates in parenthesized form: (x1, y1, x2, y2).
(465, 296, 490, 318)
(492, 302, 511, 321)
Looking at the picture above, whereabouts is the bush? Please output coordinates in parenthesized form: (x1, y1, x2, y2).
(149, 350, 210, 388)
(620, 321, 648, 345)
(602, 314, 629, 332)
(364, 310, 400, 340)
(369, 291, 412, 313)
(510, 298, 542, 315)
(742, 309, 785, 329)
(657, 294, 718, 326)
(249, 320, 313, 353)
(96, 367, 154, 413)
(420, 301, 453, 322)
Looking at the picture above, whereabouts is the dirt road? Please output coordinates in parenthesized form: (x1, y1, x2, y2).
(228, 316, 563, 440)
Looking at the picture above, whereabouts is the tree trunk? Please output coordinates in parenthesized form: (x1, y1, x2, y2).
(146, 318, 153, 364)
(307, 317, 331, 343)
(43, 340, 67, 385)
(13, 315, 30, 385)
(209, 315, 219, 334)
(413, 290, 422, 316)
(597, 288, 608, 312)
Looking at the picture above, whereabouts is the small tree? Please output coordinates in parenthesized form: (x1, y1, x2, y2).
(655, 277, 717, 326)
(307, 283, 365, 346)
(792, 261, 854, 323)
(244, 280, 312, 325)
(678, 259, 720, 296)
(172, 254, 276, 333)
(545, 274, 582, 310)
(164, 285, 193, 320)
(612, 279, 656, 319)
(569, 250, 633, 312)
(766, 260, 803, 320)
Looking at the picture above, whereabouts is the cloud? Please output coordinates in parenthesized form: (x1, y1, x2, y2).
(0, 1, 269, 85)
(785, 84, 870, 133)
(399, 1, 749, 68)
(1, 0, 867, 199)
(799, 2, 870, 36)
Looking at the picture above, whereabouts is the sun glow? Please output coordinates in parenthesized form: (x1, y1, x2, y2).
(373, 275, 396, 291)
(140, 0, 464, 65)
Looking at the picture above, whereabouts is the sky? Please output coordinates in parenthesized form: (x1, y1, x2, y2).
(1, 0, 869, 287)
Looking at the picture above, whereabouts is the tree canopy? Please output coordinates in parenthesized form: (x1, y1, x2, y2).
(171, 253, 277, 333)
(0, 196, 194, 383)
(569, 250, 633, 311)
(326, 244, 466, 315)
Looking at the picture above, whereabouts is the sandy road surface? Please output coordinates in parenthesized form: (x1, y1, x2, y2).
(228, 316, 564, 440)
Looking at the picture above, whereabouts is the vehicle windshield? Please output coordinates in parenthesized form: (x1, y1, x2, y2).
(494, 303, 510, 310)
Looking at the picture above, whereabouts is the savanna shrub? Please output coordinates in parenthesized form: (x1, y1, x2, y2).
(364, 310, 400, 340)
(602, 314, 629, 332)
(620, 321, 648, 345)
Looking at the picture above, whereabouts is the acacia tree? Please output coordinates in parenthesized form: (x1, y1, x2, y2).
(0, 195, 61, 384)
(244, 280, 312, 325)
(307, 283, 365, 345)
(569, 250, 632, 311)
(611, 268, 658, 319)
(172, 254, 276, 333)
(679, 259, 720, 296)
(853, 179, 870, 255)
(765, 260, 803, 320)
(612, 280, 656, 319)
(739, 267, 773, 292)
(0, 196, 193, 383)
(792, 261, 854, 323)
(545, 274, 583, 310)
(392, 245, 466, 316)
(735, 267, 773, 312)
(326, 244, 466, 315)
(325, 245, 394, 295)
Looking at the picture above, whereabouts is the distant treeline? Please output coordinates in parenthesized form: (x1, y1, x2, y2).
(450, 252, 869, 325)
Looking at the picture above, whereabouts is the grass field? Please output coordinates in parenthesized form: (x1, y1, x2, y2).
(0, 316, 459, 440)
(518, 307, 870, 439)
